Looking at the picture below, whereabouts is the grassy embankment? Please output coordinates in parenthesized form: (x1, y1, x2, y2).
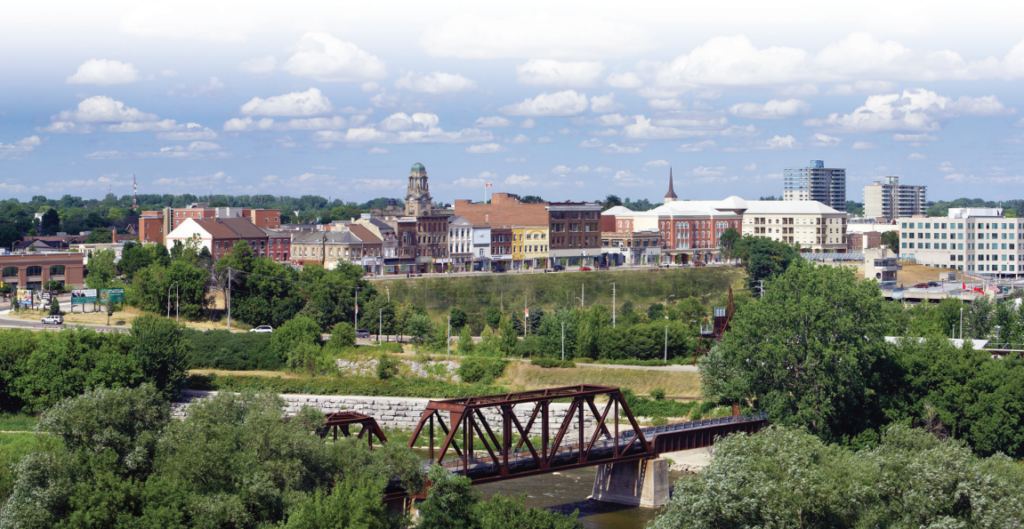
(10, 305, 249, 332)
(380, 266, 743, 317)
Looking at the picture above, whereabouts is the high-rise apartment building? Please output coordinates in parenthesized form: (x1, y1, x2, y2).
(864, 176, 927, 222)
(783, 160, 846, 211)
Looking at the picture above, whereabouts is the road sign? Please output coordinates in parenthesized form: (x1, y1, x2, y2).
(72, 289, 97, 304)
(99, 288, 124, 304)
(525, 308, 530, 319)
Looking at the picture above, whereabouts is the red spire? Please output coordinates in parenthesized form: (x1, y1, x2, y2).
(665, 168, 678, 199)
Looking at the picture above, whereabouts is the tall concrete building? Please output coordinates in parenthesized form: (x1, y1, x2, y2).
(783, 160, 846, 211)
(864, 176, 927, 222)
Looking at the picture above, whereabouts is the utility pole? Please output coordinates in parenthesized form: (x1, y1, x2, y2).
(664, 325, 669, 364)
(379, 308, 383, 343)
(612, 282, 616, 328)
(354, 288, 360, 329)
(447, 315, 451, 357)
(524, 293, 528, 338)
(226, 268, 231, 330)
(561, 321, 565, 361)
(960, 308, 963, 340)
(582, 283, 585, 308)
(175, 284, 179, 322)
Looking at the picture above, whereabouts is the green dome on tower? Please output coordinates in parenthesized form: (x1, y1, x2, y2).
(411, 163, 426, 172)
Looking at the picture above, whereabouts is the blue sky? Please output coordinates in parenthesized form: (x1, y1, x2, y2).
(2, 0, 1024, 205)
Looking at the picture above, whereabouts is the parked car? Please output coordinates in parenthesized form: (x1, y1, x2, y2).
(552, 264, 565, 272)
(249, 325, 274, 333)
(41, 315, 63, 325)
(579, 266, 592, 271)
(356, 329, 370, 339)
(492, 265, 506, 273)
(912, 283, 929, 288)
(693, 261, 706, 267)
(927, 281, 941, 287)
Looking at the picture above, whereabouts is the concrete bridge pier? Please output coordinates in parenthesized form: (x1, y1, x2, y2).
(589, 458, 669, 508)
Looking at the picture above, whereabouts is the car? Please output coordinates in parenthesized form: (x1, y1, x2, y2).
(249, 325, 274, 333)
(552, 264, 565, 272)
(492, 265, 506, 273)
(927, 281, 941, 287)
(912, 283, 929, 288)
(356, 329, 371, 339)
(579, 266, 592, 271)
(41, 315, 63, 325)
(693, 261, 706, 267)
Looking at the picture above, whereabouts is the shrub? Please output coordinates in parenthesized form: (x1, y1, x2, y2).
(376, 353, 399, 380)
(651, 416, 668, 426)
(185, 330, 283, 370)
(326, 322, 356, 350)
(287, 342, 335, 376)
(623, 392, 696, 418)
(187, 373, 505, 399)
(457, 357, 509, 384)
(530, 358, 576, 369)
(650, 387, 666, 400)
(271, 316, 321, 359)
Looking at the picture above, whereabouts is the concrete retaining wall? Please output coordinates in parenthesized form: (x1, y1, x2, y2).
(171, 390, 595, 433)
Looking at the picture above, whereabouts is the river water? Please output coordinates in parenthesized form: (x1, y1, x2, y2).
(474, 466, 693, 529)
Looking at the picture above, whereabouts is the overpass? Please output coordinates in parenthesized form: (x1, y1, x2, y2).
(326, 385, 768, 508)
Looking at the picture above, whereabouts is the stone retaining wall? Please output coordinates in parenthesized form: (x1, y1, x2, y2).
(172, 390, 595, 433)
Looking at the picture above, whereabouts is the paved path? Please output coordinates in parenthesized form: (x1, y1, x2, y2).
(575, 362, 699, 372)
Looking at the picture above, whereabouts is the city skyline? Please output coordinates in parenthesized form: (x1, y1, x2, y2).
(2, 0, 1024, 203)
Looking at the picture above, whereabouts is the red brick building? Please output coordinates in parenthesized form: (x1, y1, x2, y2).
(1, 253, 85, 289)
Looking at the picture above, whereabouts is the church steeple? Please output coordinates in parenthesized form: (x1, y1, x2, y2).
(664, 168, 678, 203)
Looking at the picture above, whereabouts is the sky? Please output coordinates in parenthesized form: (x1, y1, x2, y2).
(2, 0, 1024, 206)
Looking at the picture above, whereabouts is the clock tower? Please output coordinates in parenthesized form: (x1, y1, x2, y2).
(405, 162, 432, 217)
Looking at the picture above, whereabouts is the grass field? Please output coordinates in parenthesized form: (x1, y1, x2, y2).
(379, 266, 742, 316)
(11, 306, 249, 332)
(0, 414, 36, 433)
(497, 362, 700, 398)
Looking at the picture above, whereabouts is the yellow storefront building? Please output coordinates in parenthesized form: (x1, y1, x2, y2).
(511, 226, 549, 270)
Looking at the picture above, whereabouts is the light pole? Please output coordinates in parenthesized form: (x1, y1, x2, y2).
(561, 321, 565, 361)
(960, 307, 963, 340)
(379, 308, 383, 344)
(447, 315, 451, 358)
(664, 325, 669, 364)
(665, 294, 675, 319)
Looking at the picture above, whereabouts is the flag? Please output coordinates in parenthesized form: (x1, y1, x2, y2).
(485, 183, 493, 187)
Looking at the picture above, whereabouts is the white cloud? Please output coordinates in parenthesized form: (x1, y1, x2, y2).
(552, 165, 573, 174)
(645, 159, 670, 167)
(107, 119, 183, 132)
(676, 140, 717, 152)
(594, 114, 632, 126)
(908, 153, 927, 160)
(282, 32, 386, 82)
(852, 141, 875, 149)
(779, 84, 818, 97)
(520, 119, 536, 129)
(277, 116, 353, 130)
(729, 99, 810, 119)
(240, 88, 332, 117)
(161, 69, 178, 77)
(591, 128, 618, 136)
(893, 133, 938, 141)
(805, 89, 1014, 132)
(575, 166, 590, 172)
(649, 99, 685, 110)
(395, 71, 476, 93)
(188, 141, 221, 151)
(938, 161, 955, 173)
(499, 90, 589, 116)
(590, 93, 623, 113)
(505, 174, 533, 185)
(624, 115, 723, 140)
(379, 112, 439, 131)
(466, 143, 507, 153)
(510, 134, 531, 144)
(517, 59, 604, 87)
(350, 178, 402, 190)
(603, 143, 642, 154)
(0, 136, 42, 159)
(595, 167, 613, 173)
(66, 59, 139, 85)
(606, 72, 643, 89)
(744, 163, 757, 170)
(759, 135, 800, 149)
(83, 151, 126, 160)
(56, 96, 158, 122)
(367, 147, 387, 154)
(692, 166, 726, 176)
(580, 138, 603, 148)
(223, 117, 274, 131)
(238, 55, 277, 74)
(537, 137, 553, 143)
(37, 122, 94, 134)
(809, 133, 842, 146)
(474, 116, 513, 128)
(361, 82, 380, 92)
(420, 14, 652, 60)
(612, 170, 648, 186)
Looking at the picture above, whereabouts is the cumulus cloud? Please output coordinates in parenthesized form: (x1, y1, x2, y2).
(350, 178, 403, 191)
(56, 96, 158, 122)
(474, 116, 513, 127)
(282, 32, 386, 82)
(367, 147, 387, 154)
(379, 112, 439, 131)
(517, 59, 604, 87)
(579, 138, 603, 148)
(907, 153, 927, 160)
(676, 140, 717, 152)
(420, 14, 652, 60)
(809, 133, 842, 146)
(505, 174, 533, 185)
(240, 88, 332, 117)
(0, 136, 42, 159)
(510, 134, 531, 144)
(606, 72, 643, 88)
(744, 163, 757, 170)
(624, 115, 732, 140)
(37, 122, 94, 134)
(851, 141, 875, 149)
(590, 93, 623, 113)
(66, 59, 140, 85)
(520, 119, 536, 128)
(84, 151, 126, 160)
(938, 161, 955, 173)
(499, 90, 589, 116)
(612, 170, 648, 186)
(395, 71, 476, 93)
(729, 99, 810, 119)
(645, 159, 670, 167)
(238, 55, 277, 74)
(311, 121, 493, 145)
(894, 133, 938, 141)
(552, 165, 573, 174)
(537, 136, 553, 143)
(223, 117, 275, 132)
(759, 135, 800, 149)
(466, 143, 507, 153)
(649, 99, 685, 110)
(691, 166, 726, 176)
(805, 89, 1014, 132)
(603, 143, 641, 154)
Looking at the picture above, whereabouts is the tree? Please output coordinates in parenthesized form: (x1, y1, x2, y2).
(288, 342, 333, 375)
(49, 296, 60, 316)
(271, 316, 322, 360)
(499, 316, 518, 356)
(646, 303, 665, 321)
(85, 227, 114, 244)
(476, 494, 582, 529)
(417, 465, 478, 529)
(457, 325, 474, 354)
(484, 308, 502, 330)
(735, 236, 801, 288)
(128, 314, 189, 400)
(603, 195, 623, 209)
(39, 208, 61, 236)
(880, 230, 900, 251)
(85, 249, 118, 289)
(449, 307, 468, 330)
(376, 353, 399, 380)
(718, 227, 741, 259)
(675, 297, 705, 324)
(407, 314, 434, 344)
(326, 322, 356, 350)
(106, 298, 114, 325)
(519, 195, 545, 204)
(700, 261, 889, 443)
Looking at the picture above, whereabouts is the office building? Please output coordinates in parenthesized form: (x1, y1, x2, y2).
(864, 176, 927, 222)
(783, 160, 846, 211)
(898, 208, 1023, 277)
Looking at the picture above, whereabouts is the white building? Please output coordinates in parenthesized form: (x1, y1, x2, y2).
(783, 160, 846, 211)
(471, 225, 491, 270)
(448, 215, 474, 271)
(864, 176, 927, 222)
(898, 208, 1023, 277)
(732, 198, 848, 252)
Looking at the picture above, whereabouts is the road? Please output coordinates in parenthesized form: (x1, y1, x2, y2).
(366, 262, 736, 280)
